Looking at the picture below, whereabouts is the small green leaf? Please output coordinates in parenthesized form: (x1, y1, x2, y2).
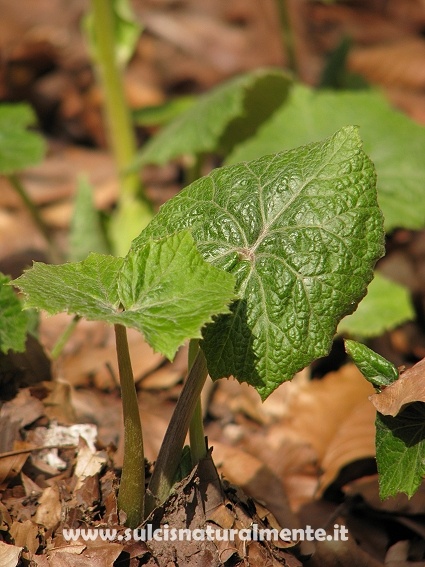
(376, 404, 425, 499)
(344, 339, 398, 387)
(69, 176, 110, 261)
(338, 272, 414, 337)
(0, 104, 45, 174)
(132, 127, 385, 399)
(135, 68, 291, 166)
(0, 274, 28, 354)
(84, 0, 142, 68)
(228, 85, 425, 232)
(13, 232, 235, 360)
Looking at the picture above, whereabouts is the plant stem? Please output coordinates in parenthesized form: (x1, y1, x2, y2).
(114, 323, 145, 528)
(51, 315, 81, 359)
(8, 174, 62, 263)
(90, 0, 151, 207)
(145, 348, 208, 516)
(275, 0, 298, 76)
(188, 340, 207, 466)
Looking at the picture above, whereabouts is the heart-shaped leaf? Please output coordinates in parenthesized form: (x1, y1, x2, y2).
(12, 231, 236, 360)
(132, 126, 385, 398)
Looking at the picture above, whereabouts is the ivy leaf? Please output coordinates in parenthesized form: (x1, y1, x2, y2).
(12, 231, 236, 360)
(135, 68, 291, 166)
(376, 404, 425, 499)
(0, 104, 45, 174)
(338, 272, 414, 338)
(344, 339, 398, 387)
(0, 274, 28, 354)
(228, 85, 425, 232)
(132, 127, 385, 399)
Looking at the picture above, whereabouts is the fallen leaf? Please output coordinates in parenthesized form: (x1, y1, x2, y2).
(369, 356, 425, 416)
(34, 485, 62, 531)
(0, 541, 23, 567)
(10, 519, 40, 554)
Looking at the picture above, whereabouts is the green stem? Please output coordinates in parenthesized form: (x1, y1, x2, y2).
(188, 340, 207, 466)
(51, 315, 81, 360)
(8, 174, 62, 263)
(90, 0, 149, 207)
(114, 324, 145, 527)
(145, 348, 208, 516)
(275, 0, 298, 76)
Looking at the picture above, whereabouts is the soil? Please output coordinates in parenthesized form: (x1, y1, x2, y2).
(1, 1, 425, 566)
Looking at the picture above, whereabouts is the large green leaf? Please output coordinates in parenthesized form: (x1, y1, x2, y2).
(0, 274, 28, 354)
(135, 68, 291, 166)
(0, 104, 45, 174)
(376, 404, 425, 499)
(12, 231, 236, 360)
(338, 272, 414, 338)
(228, 85, 425, 232)
(132, 127, 385, 399)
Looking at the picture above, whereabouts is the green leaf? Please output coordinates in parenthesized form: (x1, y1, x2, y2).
(338, 272, 414, 337)
(376, 404, 425, 499)
(12, 231, 235, 360)
(135, 68, 291, 166)
(108, 196, 153, 257)
(0, 104, 45, 174)
(84, 0, 142, 68)
(132, 126, 385, 399)
(69, 176, 110, 261)
(133, 96, 197, 127)
(0, 274, 28, 354)
(344, 339, 398, 387)
(228, 85, 425, 232)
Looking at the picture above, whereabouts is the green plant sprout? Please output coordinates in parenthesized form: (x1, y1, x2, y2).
(0, 104, 64, 263)
(345, 340, 425, 499)
(12, 126, 384, 527)
(85, 0, 153, 256)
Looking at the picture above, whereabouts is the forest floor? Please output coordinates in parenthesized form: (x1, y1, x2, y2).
(1, 1, 425, 566)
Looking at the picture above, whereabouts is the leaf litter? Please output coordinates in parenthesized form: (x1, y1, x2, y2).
(2, 0, 425, 565)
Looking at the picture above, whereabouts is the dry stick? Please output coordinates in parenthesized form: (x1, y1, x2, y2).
(114, 323, 145, 528)
(145, 349, 208, 516)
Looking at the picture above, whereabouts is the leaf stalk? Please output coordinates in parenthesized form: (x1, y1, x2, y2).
(114, 323, 145, 527)
(145, 348, 208, 516)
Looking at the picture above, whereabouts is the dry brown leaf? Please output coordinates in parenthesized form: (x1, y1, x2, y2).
(34, 485, 62, 531)
(0, 449, 32, 488)
(369, 356, 425, 416)
(212, 441, 301, 532)
(318, 399, 376, 493)
(278, 365, 374, 460)
(304, 531, 385, 567)
(0, 541, 23, 567)
(48, 544, 123, 567)
(349, 39, 425, 90)
(10, 520, 40, 554)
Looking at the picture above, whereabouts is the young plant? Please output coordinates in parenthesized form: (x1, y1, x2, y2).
(12, 126, 384, 525)
(84, 0, 153, 256)
(345, 340, 425, 500)
(0, 103, 63, 262)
